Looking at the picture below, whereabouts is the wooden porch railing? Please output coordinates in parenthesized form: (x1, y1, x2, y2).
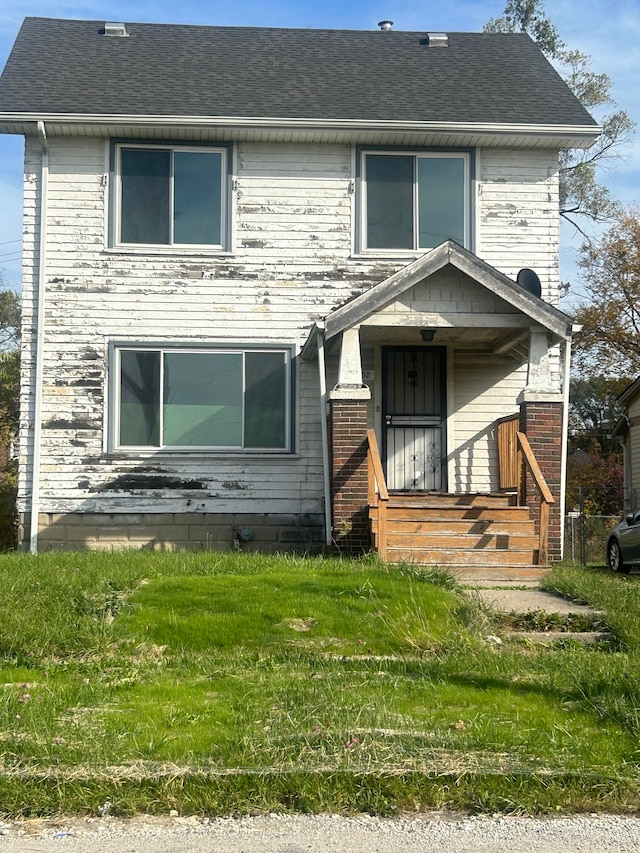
(497, 415, 555, 565)
(366, 428, 389, 561)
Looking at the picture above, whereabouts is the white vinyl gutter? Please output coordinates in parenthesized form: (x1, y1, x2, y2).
(316, 324, 333, 549)
(29, 120, 48, 554)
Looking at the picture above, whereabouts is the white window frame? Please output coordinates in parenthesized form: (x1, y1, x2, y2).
(113, 142, 229, 250)
(359, 149, 471, 254)
(110, 344, 293, 453)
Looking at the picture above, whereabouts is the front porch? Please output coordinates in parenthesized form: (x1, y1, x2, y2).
(302, 242, 572, 579)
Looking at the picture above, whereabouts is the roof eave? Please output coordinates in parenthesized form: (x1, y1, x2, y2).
(618, 375, 640, 406)
(0, 113, 601, 148)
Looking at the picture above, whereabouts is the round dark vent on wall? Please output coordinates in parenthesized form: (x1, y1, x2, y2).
(517, 268, 542, 298)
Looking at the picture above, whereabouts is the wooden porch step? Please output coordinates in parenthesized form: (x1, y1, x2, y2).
(387, 493, 517, 509)
(372, 506, 532, 522)
(371, 518, 536, 536)
(380, 533, 539, 550)
(384, 547, 539, 566)
(446, 566, 551, 583)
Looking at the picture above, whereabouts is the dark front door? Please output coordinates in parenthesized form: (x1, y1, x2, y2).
(382, 346, 447, 491)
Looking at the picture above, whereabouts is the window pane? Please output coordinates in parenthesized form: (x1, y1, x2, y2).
(174, 151, 222, 245)
(120, 149, 170, 244)
(163, 352, 242, 446)
(417, 157, 465, 248)
(366, 155, 413, 249)
(245, 352, 287, 448)
(119, 351, 160, 446)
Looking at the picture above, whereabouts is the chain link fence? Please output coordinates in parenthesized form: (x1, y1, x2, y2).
(564, 513, 620, 565)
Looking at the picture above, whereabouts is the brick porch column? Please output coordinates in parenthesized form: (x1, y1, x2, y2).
(329, 327, 371, 554)
(518, 330, 565, 562)
(330, 399, 370, 553)
(519, 399, 563, 562)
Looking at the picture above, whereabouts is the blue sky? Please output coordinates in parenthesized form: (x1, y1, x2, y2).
(1, 0, 640, 302)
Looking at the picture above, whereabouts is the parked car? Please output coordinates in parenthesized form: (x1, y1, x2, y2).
(607, 509, 640, 573)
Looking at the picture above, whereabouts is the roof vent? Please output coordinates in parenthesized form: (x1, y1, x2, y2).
(378, 21, 394, 31)
(425, 32, 448, 47)
(103, 22, 129, 37)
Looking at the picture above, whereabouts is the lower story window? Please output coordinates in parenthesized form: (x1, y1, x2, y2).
(114, 346, 291, 451)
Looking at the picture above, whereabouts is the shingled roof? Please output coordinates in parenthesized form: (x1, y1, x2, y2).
(0, 17, 598, 143)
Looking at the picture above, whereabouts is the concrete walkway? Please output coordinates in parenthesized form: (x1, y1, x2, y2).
(469, 585, 606, 644)
(473, 587, 599, 616)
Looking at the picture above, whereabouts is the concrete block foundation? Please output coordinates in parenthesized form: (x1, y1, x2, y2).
(19, 512, 325, 554)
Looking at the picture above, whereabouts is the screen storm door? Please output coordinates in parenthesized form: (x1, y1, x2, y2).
(382, 347, 447, 491)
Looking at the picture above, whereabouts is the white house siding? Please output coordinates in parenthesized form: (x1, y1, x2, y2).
(18, 137, 398, 549)
(477, 148, 560, 305)
(18, 136, 562, 548)
(451, 352, 526, 493)
(375, 266, 521, 319)
(476, 148, 563, 397)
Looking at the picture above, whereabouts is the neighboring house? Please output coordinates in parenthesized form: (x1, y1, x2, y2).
(612, 377, 640, 514)
(0, 18, 599, 577)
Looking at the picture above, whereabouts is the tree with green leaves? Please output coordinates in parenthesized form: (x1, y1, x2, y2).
(0, 271, 19, 549)
(569, 373, 631, 453)
(567, 211, 640, 521)
(572, 208, 640, 377)
(566, 448, 623, 516)
(566, 373, 627, 516)
(0, 270, 20, 439)
(0, 285, 20, 352)
(485, 0, 635, 237)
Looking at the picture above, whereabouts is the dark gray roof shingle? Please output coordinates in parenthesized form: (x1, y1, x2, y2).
(0, 17, 597, 127)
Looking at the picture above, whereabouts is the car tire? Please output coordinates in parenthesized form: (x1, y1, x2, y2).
(607, 539, 630, 574)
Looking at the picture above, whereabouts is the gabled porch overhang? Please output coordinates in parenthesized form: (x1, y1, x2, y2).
(302, 241, 573, 363)
(302, 241, 574, 405)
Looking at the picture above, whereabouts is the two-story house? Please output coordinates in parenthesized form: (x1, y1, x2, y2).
(0, 18, 599, 578)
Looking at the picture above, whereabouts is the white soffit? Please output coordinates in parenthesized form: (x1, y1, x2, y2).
(0, 115, 601, 149)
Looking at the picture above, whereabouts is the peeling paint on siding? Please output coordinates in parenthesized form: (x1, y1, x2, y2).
(18, 137, 561, 519)
(43, 419, 101, 431)
(93, 475, 206, 492)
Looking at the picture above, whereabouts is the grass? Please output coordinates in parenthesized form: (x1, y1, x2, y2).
(0, 552, 639, 816)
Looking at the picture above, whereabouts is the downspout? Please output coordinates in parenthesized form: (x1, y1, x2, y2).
(317, 325, 333, 549)
(29, 121, 48, 553)
(559, 332, 574, 560)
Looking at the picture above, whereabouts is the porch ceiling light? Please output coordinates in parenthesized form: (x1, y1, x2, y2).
(420, 328, 436, 342)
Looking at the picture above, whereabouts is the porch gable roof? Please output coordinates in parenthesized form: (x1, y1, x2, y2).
(302, 241, 573, 359)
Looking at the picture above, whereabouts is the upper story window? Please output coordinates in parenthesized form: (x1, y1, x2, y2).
(112, 345, 292, 452)
(111, 142, 230, 249)
(359, 150, 471, 252)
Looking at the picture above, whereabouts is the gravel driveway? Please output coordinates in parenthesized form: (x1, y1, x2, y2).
(1, 813, 639, 852)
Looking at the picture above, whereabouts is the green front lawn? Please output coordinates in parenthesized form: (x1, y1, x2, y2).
(0, 552, 639, 815)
